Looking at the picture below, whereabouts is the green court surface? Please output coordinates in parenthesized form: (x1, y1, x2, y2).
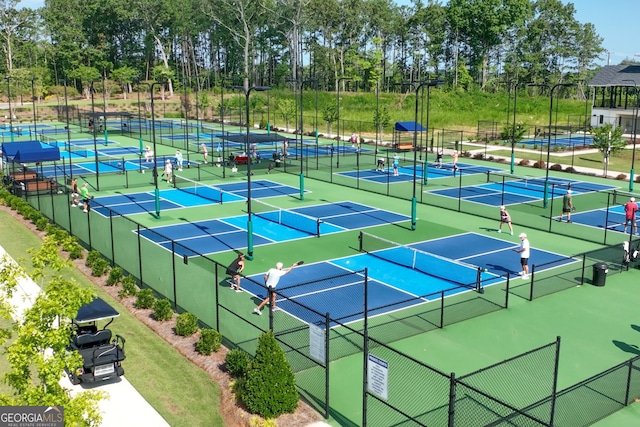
(11, 123, 640, 426)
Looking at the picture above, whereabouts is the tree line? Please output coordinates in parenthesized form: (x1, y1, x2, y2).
(0, 0, 607, 102)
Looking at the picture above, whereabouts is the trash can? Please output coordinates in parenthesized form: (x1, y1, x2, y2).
(592, 262, 608, 287)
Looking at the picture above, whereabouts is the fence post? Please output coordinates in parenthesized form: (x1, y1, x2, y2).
(448, 372, 456, 427)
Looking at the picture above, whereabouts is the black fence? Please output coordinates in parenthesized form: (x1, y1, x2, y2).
(6, 161, 640, 425)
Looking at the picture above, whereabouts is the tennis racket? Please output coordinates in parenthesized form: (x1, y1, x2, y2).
(294, 260, 305, 266)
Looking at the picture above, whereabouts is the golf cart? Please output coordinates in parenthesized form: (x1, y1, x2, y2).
(66, 297, 126, 385)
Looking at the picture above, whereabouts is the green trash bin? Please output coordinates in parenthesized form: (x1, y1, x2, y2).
(592, 262, 608, 287)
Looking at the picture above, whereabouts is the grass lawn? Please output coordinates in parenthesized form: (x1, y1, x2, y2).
(0, 208, 222, 427)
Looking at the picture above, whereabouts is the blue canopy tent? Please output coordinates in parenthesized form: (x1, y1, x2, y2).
(393, 121, 426, 150)
(2, 141, 61, 163)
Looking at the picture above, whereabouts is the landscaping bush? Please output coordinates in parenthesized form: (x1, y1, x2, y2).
(518, 159, 530, 166)
(30, 210, 44, 224)
(62, 236, 83, 260)
(175, 312, 199, 336)
(225, 349, 251, 378)
(35, 217, 49, 231)
(119, 275, 138, 298)
(550, 164, 563, 171)
(134, 288, 155, 309)
(106, 266, 124, 286)
(473, 153, 484, 160)
(243, 330, 298, 419)
(91, 258, 110, 277)
(565, 167, 576, 173)
(85, 250, 102, 268)
(533, 160, 545, 169)
(616, 173, 627, 181)
(196, 329, 222, 355)
(153, 299, 174, 321)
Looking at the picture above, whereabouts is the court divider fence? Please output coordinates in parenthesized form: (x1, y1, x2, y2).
(281, 148, 637, 249)
(11, 183, 640, 426)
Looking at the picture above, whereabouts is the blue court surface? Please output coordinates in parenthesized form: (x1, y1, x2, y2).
(569, 205, 636, 235)
(429, 176, 615, 207)
(91, 180, 303, 216)
(337, 162, 500, 183)
(521, 135, 594, 147)
(136, 201, 410, 257)
(241, 233, 577, 325)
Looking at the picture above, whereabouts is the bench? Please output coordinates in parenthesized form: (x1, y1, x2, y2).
(72, 329, 112, 350)
(395, 143, 414, 151)
(11, 172, 38, 181)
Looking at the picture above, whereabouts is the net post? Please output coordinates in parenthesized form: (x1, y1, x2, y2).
(316, 219, 321, 238)
(219, 188, 223, 204)
(476, 267, 484, 293)
(358, 231, 363, 252)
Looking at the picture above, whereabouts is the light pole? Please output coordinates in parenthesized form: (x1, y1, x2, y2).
(411, 81, 439, 230)
(150, 81, 164, 219)
(303, 78, 319, 166)
(623, 79, 638, 191)
(101, 73, 108, 143)
(90, 79, 101, 190)
(5, 76, 13, 142)
(231, 85, 271, 260)
(510, 80, 524, 175)
(135, 80, 149, 154)
(336, 77, 351, 168)
(61, 79, 72, 179)
(30, 78, 37, 135)
(529, 82, 574, 208)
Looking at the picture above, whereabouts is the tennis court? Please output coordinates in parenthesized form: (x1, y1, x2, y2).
(569, 205, 636, 234)
(135, 201, 410, 256)
(91, 179, 304, 215)
(521, 135, 594, 147)
(241, 232, 577, 325)
(429, 174, 615, 206)
(338, 162, 500, 183)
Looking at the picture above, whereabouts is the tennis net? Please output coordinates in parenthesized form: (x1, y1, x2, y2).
(173, 174, 225, 204)
(252, 198, 321, 237)
(358, 231, 482, 291)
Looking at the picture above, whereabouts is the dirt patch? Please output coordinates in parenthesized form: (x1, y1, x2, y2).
(3, 205, 323, 427)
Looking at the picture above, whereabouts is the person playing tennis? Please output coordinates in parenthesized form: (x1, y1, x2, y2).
(498, 205, 513, 235)
(514, 232, 530, 280)
(201, 143, 208, 164)
(253, 261, 297, 315)
(144, 146, 154, 163)
(624, 197, 638, 235)
(226, 253, 245, 292)
(175, 149, 183, 171)
(164, 159, 173, 184)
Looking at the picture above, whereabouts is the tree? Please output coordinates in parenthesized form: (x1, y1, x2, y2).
(373, 105, 391, 140)
(322, 103, 338, 136)
(0, 235, 104, 425)
(111, 66, 138, 100)
(243, 330, 298, 419)
(277, 99, 296, 131)
(591, 123, 626, 177)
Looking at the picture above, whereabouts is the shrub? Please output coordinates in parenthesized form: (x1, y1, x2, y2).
(473, 153, 484, 160)
(35, 217, 49, 231)
(62, 236, 83, 260)
(226, 349, 251, 378)
(153, 299, 174, 321)
(30, 210, 44, 223)
(175, 312, 199, 336)
(550, 164, 563, 171)
(91, 258, 110, 277)
(134, 288, 155, 309)
(243, 330, 298, 419)
(616, 173, 627, 181)
(565, 167, 576, 173)
(533, 144, 538, 150)
(86, 250, 102, 268)
(196, 329, 222, 355)
(519, 159, 530, 166)
(533, 161, 545, 169)
(106, 266, 124, 286)
(119, 275, 138, 298)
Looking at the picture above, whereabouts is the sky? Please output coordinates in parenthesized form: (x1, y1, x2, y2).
(16, 0, 637, 66)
